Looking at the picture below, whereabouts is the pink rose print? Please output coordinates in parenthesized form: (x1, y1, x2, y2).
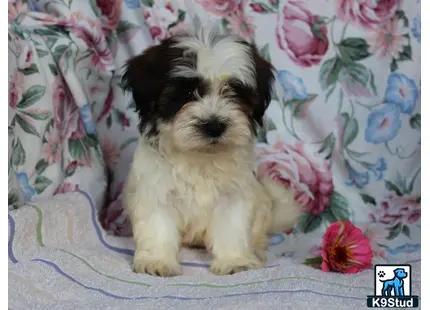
(101, 139, 121, 171)
(15, 39, 33, 69)
(8, 0, 27, 23)
(55, 183, 78, 194)
(336, 0, 400, 30)
(256, 141, 334, 216)
(361, 224, 390, 258)
(196, 0, 241, 17)
(226, 0, 255, 40)
(369, 195, 421, 226)
(69, 14, 114, 71)
(143, 3, 184, 42)
(54, 183, 80, 195)
(96, 0, 122, 34)
(42, 128, 62, 165)
(276, 0, 329, 68)
(52, 76, 74, 138)
(368, 18, 408, 59)
(9, 71, 24, 110)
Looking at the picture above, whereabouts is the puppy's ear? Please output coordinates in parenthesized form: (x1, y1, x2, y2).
(121, 38, 181, 132)
(250, 44, 275, 127)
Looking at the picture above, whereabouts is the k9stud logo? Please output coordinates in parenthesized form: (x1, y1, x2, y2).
(367, 264, 419, 308)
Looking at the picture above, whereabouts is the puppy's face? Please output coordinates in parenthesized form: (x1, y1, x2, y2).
(122, 29, 274, 154)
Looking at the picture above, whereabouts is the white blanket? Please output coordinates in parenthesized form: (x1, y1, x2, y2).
(8, 192, 421, 309)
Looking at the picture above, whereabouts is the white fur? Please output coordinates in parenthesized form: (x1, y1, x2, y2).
(125, 137, 302, 276)
(124, 25, 302, 277)
(171, 24, 256, 87)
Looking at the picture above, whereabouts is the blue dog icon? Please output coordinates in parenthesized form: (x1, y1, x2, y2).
(380, 268, 408, 296)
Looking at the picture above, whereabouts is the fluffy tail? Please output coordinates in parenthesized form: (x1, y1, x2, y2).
(259, 177, 304, 234)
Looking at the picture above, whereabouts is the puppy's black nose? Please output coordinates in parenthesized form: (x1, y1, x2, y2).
(201, 118, 227, 138)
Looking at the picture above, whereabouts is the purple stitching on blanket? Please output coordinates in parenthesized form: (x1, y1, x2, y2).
(78, 190, 280, 270)
(8, 214, 18, 263)
(31, 258, 364, 301)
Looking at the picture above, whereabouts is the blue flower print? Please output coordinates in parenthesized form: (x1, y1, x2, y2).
(27, 0, 41, 12)
(363, 158, 387, 181)
(269, 233, 285, 246)
(80, 104, 96, 135)
(16, 172, 35, 201)
(365, 104, 402, 144)
(345, 162, 369, 189)
(277, 70, 308, 101)
(386, 243, 421, 255)
(124, 0, 141, 9)
(384, 73, 419, 115)
(412, 15, 421, 43)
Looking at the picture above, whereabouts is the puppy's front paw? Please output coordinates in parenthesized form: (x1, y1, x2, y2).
(210, 255, 263, 276)
(133, 257, 182, 277)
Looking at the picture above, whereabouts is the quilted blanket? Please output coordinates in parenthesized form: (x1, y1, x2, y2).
(8, 0, 421, 308)
(8, 192, 421, 309)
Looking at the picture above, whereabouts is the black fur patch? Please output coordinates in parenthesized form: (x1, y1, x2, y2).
(158, 77, 210, 122)
(121, 34, 275, 140)
(121, 37, 198, 136)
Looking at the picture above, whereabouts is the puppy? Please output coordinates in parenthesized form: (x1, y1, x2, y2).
(121, 24, 302, 277)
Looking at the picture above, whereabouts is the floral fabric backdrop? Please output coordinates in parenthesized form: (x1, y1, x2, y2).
(8, 0, 420, 260)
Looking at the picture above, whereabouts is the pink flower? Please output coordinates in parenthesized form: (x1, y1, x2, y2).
(369, 194, 421, 226)
(256, 141, 334, 216)
(69, 120, 86, 141)
(336, 0, 400, 30)
(16, 40, 33, 69)
(196, 0, 241, 16)
(250, 3, 265, 13)
(54, 182, 80, 195)
(226, 1, 255, 40)
(368, 18, 408, 59)
(96, 0, 122, 34)
(8, 0, 27, 23)
(69, 16, 114, 71)
(52, 76, 73, 137)
(65, 160, 79, 177)
(276, 0, 329, 68)
(101, 139, 120, 170)
(143, 4, 180, 42)
(9, 71, 24, 109)
(361, 224, 390, 258)
(321, 220, 373, 273)
(42, 128, 62, 164)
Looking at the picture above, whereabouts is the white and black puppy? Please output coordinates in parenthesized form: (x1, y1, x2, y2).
(121, 24, 302, 277)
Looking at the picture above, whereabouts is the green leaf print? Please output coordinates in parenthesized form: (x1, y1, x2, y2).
(337, 38, 371, 61)
(410, 113, 421, 130)
(386, 223, 402, 240)
(15, 115, 40, 137)
(339, 112, 358, 147)
(34, 176, 52, 194)
(17, 85, 46, 109)
(402, 225, 411, 238)
(319, 57, 343, 90)
(19, 63, 39, 75)
(329, 192, 350, 220)
(35, 159, 49, 175)
(360, 193, 377, 206)
(11, 138, 26, 166)
(384, 180, 403, 196)
(298, 213, 323, 234)
(20, 110, 51, 121)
